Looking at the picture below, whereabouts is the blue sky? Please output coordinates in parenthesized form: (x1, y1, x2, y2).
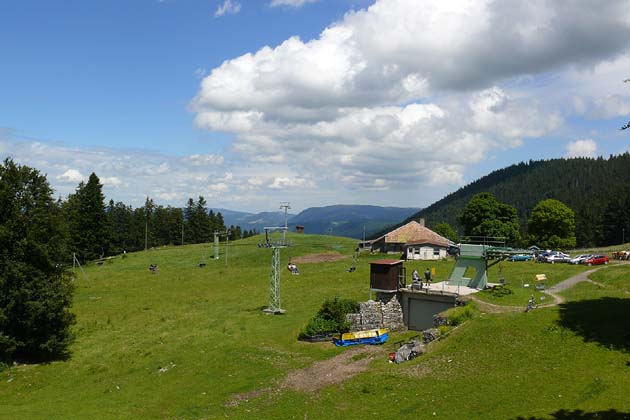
(1, 0, 629, 212)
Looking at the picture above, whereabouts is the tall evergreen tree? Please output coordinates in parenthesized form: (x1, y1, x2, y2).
(107, 200, 135, 254)
(194, 196, 211, 243)
(0, 159, 75, 361)
(184, 198, 195, 244)
(65, 173, 111, 262)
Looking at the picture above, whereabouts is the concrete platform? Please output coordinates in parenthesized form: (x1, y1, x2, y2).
(405, 281, 481, 296)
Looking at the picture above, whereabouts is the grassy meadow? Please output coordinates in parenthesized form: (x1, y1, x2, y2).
(1, 233, 629, 419)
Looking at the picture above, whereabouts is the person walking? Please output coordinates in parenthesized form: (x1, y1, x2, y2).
(424, 267, 432, 288)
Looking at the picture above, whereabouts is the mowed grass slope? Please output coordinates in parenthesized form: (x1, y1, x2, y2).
(0, 234, 367, 419)
(1, 235, 629, 419)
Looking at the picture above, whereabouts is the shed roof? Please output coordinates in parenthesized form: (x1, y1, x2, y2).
(405, 240, 448, 247)
(372, 221, 450, 247)
(369, 259, 404, 266)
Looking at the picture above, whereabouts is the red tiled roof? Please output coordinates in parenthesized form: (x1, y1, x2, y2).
(405, 240, 448, 247)
(372, 221, 449, 247)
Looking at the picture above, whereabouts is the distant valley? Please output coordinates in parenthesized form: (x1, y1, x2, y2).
(212, 204, 420, 239)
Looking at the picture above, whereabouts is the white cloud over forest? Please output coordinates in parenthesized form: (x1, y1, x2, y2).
(194, 0, 630, 196)
(566, 139, 598, 158)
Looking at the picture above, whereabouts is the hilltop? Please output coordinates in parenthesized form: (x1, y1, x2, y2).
(376, 153, 630, 247)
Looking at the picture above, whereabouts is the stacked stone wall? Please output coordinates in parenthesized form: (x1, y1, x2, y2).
(346, 292, 405, 332)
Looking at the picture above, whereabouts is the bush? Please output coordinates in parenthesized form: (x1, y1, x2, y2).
(446, 304, 477, 327)
(298, 297, 359, 339)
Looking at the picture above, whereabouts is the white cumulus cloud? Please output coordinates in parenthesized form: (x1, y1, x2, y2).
(566, 139, 598, 158)
(193, 0, 629, 195)
(57, 169, 84, 183)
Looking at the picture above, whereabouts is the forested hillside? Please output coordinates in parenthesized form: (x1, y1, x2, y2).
(381, 153, 630, 247)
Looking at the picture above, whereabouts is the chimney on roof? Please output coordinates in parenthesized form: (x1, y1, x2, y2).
(418, 218, 425, 227)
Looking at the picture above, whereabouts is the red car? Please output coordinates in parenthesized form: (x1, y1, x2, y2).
(582, 255, 609, 266)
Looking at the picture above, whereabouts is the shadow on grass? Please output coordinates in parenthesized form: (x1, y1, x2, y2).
(557, 297, 630, 352)
(512, 409, 630, 419)
(244, 305, 268, 313)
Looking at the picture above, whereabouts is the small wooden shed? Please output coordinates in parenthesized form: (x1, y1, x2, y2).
(369, 259, 406, 292)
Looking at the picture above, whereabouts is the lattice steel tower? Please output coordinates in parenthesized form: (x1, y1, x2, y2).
(260, 226, 289, 314)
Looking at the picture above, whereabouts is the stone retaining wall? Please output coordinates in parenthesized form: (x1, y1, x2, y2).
(346, 292, 405, 332)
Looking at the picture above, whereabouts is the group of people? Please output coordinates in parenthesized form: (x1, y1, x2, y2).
(411, 267, 432, 288)
(287, 262, 299, 275)
(148, 264, 159, 274)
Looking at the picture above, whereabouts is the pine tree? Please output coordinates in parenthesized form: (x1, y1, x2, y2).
(65, 173, 111, 262)
(184, 198, 195, 244)
(0, 159, 75, 361)
(194, 196, 211, 243)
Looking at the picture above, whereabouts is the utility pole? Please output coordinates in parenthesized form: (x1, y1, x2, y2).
(214, 231, 220, 259)
(225, 230, 229, 267)
(280, 202, 291, 242)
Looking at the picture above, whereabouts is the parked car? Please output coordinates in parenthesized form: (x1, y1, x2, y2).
(546, 253, 571, 264)
(569, 254, 592, 265)
(508, 254, 533, 262)
(582, 255, 609, 266)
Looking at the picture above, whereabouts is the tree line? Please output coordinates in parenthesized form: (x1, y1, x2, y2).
(433, 192, 578, 249)
(64, 173, 256, 263)
(392, 153, 630, 248)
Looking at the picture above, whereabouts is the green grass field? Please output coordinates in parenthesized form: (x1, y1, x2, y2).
(1, 234, 629, 419)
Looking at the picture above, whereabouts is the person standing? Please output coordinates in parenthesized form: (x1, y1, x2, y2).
(424, 267, 432, 287)
(412, 269, 419, 283)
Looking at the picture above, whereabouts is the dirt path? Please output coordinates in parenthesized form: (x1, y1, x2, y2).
(468, 297, 523, 313)
(471, 267, 604, 313)
(544, 267, 601, 305)
(225, 345, 385, 407)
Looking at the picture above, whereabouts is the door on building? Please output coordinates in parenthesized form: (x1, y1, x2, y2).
(407, 298, 453, 331)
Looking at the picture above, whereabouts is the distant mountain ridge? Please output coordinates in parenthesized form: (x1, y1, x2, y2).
(214, 205, 420, 239)
(289, 205, 420, 239)
(212, 208, 293, 232)
(374, 153, 630, 247)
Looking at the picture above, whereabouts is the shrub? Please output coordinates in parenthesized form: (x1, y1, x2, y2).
(298, 297, 359, 339)
(446, 304, 477, 327)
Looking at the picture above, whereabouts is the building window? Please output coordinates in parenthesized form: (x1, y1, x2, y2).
(433, 248, 440, 256)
